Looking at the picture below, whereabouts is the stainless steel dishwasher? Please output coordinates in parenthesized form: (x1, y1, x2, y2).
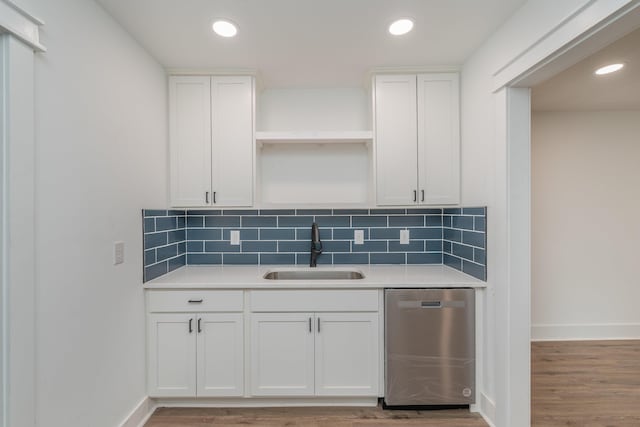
(384, 288, 475, 407)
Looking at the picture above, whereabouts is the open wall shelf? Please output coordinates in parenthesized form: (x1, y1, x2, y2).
(255, 130, 373, 145)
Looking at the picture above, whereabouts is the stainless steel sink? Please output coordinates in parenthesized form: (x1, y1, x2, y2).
(263, 269, 365, 280)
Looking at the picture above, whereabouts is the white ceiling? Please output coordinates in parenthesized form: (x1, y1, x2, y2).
(532, 26, 640, 111)
(95, 0, 526, 88)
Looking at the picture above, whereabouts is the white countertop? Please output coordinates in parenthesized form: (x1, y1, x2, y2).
(144, 265, 486, 289)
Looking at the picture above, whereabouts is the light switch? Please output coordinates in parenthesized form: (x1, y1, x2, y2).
(400, 229, 410, 245)
(230, 230, 240, 245)
(113, 241, 125, 265)
(354, 229, 364, 245)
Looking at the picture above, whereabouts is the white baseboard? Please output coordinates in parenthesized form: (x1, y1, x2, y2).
(119, 396, 156, 427)
(479, 392, 496, 427)
(153, 396, 379, 408)
(532, 323, 640, 341)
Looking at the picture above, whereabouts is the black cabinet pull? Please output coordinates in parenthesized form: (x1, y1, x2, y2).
(308, 317, 312, 333)
(213, 191, 217, 204)
(188, 318, 193, 333)
(413, 190, 417, 202)
(205, 191, 209, 204)
(188, 299, 203, 304)
(197, 318, 202, 333)
(421, 189, 425, 202)
(317, 317, 321, 333)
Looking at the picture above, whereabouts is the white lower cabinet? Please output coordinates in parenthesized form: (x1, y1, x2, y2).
(146, 289, 380, 400)
(147, 313, 197, 397)
(250, 311, 379, 397)
(314, 312, 379, 396)
(197, 313, 244, 397)
(146, 290, 245, 398)
(250, 290, 380, 397)
(250, 313, 315, 396)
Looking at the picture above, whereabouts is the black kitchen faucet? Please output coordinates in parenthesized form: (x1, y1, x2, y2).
(309, 222, 323, 267)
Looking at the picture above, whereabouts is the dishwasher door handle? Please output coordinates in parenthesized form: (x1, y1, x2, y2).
(421, 301, 442, 308)
(398, 300, 465, 309)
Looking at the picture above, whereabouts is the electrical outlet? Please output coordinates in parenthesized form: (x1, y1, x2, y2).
(400, 229, 410, 245)
(230, 230, 240, 245)
(113, 241, 125, 265)
(354, 229, 364, 245)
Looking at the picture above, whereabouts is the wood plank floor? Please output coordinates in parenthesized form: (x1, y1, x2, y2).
(144, 406, 488, 427)
(145, 340, 640, 426)
(532, 340, 640, 427)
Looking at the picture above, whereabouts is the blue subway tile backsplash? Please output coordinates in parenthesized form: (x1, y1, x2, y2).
(187, 253, 222, 264)
(144, 209, 167, 217)
(352, 216, 387, 227)
(259, 253, 296, 265)
(142, 207, 487, 282)
(370, 253, 406, 264)
(407, 252, 443, 264)
(142, 210, 186, 282)
(223, 253, 259, 265)
(442, 207, 487, 280)
(333, 253, 369, 264)
(389, 215, 424, 227)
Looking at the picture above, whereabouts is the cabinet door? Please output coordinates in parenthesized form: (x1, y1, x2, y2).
(374, 74, 418, 206)
(251, 313, 315, 396)
(417, 73, 460, 205)
(196, 313, 244, 397)
(211, 76, 254, 207)
(169, 76, 212, 207)
(314, 313, 379, 396)
(147, 313, 197, 397)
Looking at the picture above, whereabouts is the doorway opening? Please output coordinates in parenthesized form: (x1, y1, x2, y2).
(528, 23, 640, 427)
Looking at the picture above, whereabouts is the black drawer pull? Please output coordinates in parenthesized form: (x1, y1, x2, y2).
(188, 299, 203, 303)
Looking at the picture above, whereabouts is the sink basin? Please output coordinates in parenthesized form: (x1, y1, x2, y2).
(263, 269, 365, 280)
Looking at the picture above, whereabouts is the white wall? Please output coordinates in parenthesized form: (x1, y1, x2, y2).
(257, 87, 370, 131)
(13, 0, 168, 426)
(531, 111, 640, 340)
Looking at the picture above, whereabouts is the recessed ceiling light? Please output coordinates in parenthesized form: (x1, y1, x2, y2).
(595, 63, 624, 75)
(212, 20, 238, 38)
(389, 19, 414, 36)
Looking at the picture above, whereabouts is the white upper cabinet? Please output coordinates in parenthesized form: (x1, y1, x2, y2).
(169, 76, 212, 207)
(417, 74, 460, 205)
(374, 73, 460, 206)
(169, 75, 254, 207)
(211, 76, 254, 206)
(374, 75, 418, 206)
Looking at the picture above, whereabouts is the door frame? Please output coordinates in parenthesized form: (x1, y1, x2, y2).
(0, 3, 45, 425)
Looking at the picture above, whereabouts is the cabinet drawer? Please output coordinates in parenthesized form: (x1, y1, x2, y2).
(250, 290, 379, 312)
(146, 290, 243, 313)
